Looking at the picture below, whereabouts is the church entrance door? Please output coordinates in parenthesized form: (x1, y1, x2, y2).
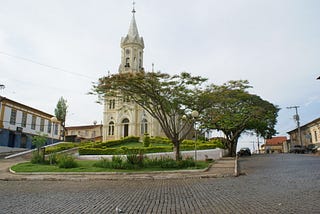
(122, 118, 129, 137)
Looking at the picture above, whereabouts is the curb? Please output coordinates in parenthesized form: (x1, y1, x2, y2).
(234, 156, 239, 176)
(2, 158, 237, 181)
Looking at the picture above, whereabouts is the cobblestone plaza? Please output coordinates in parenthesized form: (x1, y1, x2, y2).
(0, 154, 319, 213)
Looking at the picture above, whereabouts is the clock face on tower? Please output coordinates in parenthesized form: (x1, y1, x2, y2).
(126, 49, 130, 55)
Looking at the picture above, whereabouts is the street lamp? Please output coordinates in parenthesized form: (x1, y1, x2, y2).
(51, 116, 58, 145)
(191, 110, 199, 163)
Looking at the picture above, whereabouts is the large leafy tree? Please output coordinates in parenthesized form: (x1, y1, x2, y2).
(54, 97, 68, 140)
(199, 80, 279, 156)
(92, 71, 206, 160)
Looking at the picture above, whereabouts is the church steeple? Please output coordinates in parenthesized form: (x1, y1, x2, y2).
(119, 3, 144, 73)
(127, 11, 139, 38)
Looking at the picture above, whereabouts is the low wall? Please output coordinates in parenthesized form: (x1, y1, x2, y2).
(78, 148, 227, 161)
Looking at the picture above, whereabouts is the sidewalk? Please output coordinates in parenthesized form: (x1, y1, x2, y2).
(0, 156, 237, 181)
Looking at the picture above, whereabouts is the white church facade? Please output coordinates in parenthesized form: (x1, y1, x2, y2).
(102, 8, 165, 141)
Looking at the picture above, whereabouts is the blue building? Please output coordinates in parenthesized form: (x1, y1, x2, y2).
(0, 96, 61, 149)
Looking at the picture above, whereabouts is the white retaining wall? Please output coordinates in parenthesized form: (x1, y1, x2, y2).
(78, 148, 227, 161)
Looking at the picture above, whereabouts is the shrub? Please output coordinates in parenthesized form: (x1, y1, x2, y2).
(111, 156, 125, 169)
(121, 136, 140, 143)
(159, 157, 178, 168)
(78, 147, 119, 155)
(178, 157, 195, 168)
(144, 156, 196, 169)
(103, 139, 123, 147)
(149, 137, 172, 145)
(126, 153, 144, 166)
(143, 133, 151, 147)
(93, 158, 111, 168)
(48, 153, 59, 165)
(31, 151, 45, 164)
(210, 139, 226, 149)
(45, 143, 77, 154)
(58, 154, 78, 168)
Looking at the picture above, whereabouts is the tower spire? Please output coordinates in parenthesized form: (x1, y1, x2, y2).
(119, 0, 144, 73)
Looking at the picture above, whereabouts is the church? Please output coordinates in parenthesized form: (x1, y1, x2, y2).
(102, 7, 166, 141)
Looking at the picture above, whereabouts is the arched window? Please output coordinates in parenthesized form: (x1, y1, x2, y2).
(141, 119, 148, 135)
(108, 121, 114, 136)
(109, 99, 115, 109)
(125, 58, 130, 67)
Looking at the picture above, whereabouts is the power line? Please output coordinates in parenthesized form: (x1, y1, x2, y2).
(0, 51, 97, 80)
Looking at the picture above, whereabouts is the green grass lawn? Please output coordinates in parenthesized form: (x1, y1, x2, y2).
(11, 160, 210, 173)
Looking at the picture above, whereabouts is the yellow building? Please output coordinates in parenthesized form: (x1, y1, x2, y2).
(287, 117, 320, 147)
(66, 124, 103, 142)
(263, 136, 288, 153)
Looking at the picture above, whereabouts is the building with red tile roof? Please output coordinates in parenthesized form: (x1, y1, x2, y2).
(263, 136, 288, 153)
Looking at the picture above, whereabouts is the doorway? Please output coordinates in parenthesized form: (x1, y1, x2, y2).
(122, 118, 129, 137)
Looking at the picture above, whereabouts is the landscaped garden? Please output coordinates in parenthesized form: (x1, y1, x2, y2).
(78, 135, 225, 155)
(11, 136, 222, 173)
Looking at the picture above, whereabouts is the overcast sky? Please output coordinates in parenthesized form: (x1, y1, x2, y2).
(1, 0, 319, 146)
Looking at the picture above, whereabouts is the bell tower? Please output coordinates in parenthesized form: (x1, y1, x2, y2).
(119, 4, 144, 73)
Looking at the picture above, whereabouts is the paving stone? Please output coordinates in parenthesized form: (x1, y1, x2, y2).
(0, 154, 319, 213)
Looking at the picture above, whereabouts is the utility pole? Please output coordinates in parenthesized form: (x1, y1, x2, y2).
(257, 134, 260, 154)
(287, 106, 302, 146)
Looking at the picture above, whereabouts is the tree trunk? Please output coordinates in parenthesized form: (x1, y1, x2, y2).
(227, 141, 237, 157)
(173, 142, 181, 161)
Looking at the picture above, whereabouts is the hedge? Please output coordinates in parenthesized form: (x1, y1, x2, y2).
(181, 144, 218, 151)
(79, 146, 174, 155)
(78, 136, 225, 155)
(45, 143, 77, 154)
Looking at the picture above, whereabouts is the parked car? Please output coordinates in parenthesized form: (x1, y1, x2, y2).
(306, 144, 319, 153)
(289, 145, 306, 154)
(237, 148, 251, 157)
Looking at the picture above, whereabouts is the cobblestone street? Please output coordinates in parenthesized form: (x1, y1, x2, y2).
(0, 154, 319, 213)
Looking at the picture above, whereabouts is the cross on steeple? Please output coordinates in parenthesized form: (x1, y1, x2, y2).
(132, 1, 136, 14)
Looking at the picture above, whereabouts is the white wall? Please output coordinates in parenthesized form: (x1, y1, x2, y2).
(2, 105, 60, 139)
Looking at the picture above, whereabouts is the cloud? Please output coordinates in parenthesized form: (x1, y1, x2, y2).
(0, 0, 319, 133)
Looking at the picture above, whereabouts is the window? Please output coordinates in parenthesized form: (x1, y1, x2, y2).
(92, 131, 96, 138)
(40, 118, 45, 132)
(109, 99, 115, 109)
(48, 121, 52, 133)
(10, 109, 17, 125)
(85, 130, 89, 137)
(21, 112, 27, 127)
(31, 115, 36, 130)
(309, 132, 312, 143)
(315, 131, 318, 142)
(108, 121, 115, 136)
(54, 124, 58, 135)
(141, 119, 148, 134)
(125, 58, 130, 67)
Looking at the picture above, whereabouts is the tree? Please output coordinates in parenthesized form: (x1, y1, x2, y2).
(32, 133, 47, 163)
(91, 71, 207, 160)
(199, 80, 279, 157)
(54, 97, 68, 140)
